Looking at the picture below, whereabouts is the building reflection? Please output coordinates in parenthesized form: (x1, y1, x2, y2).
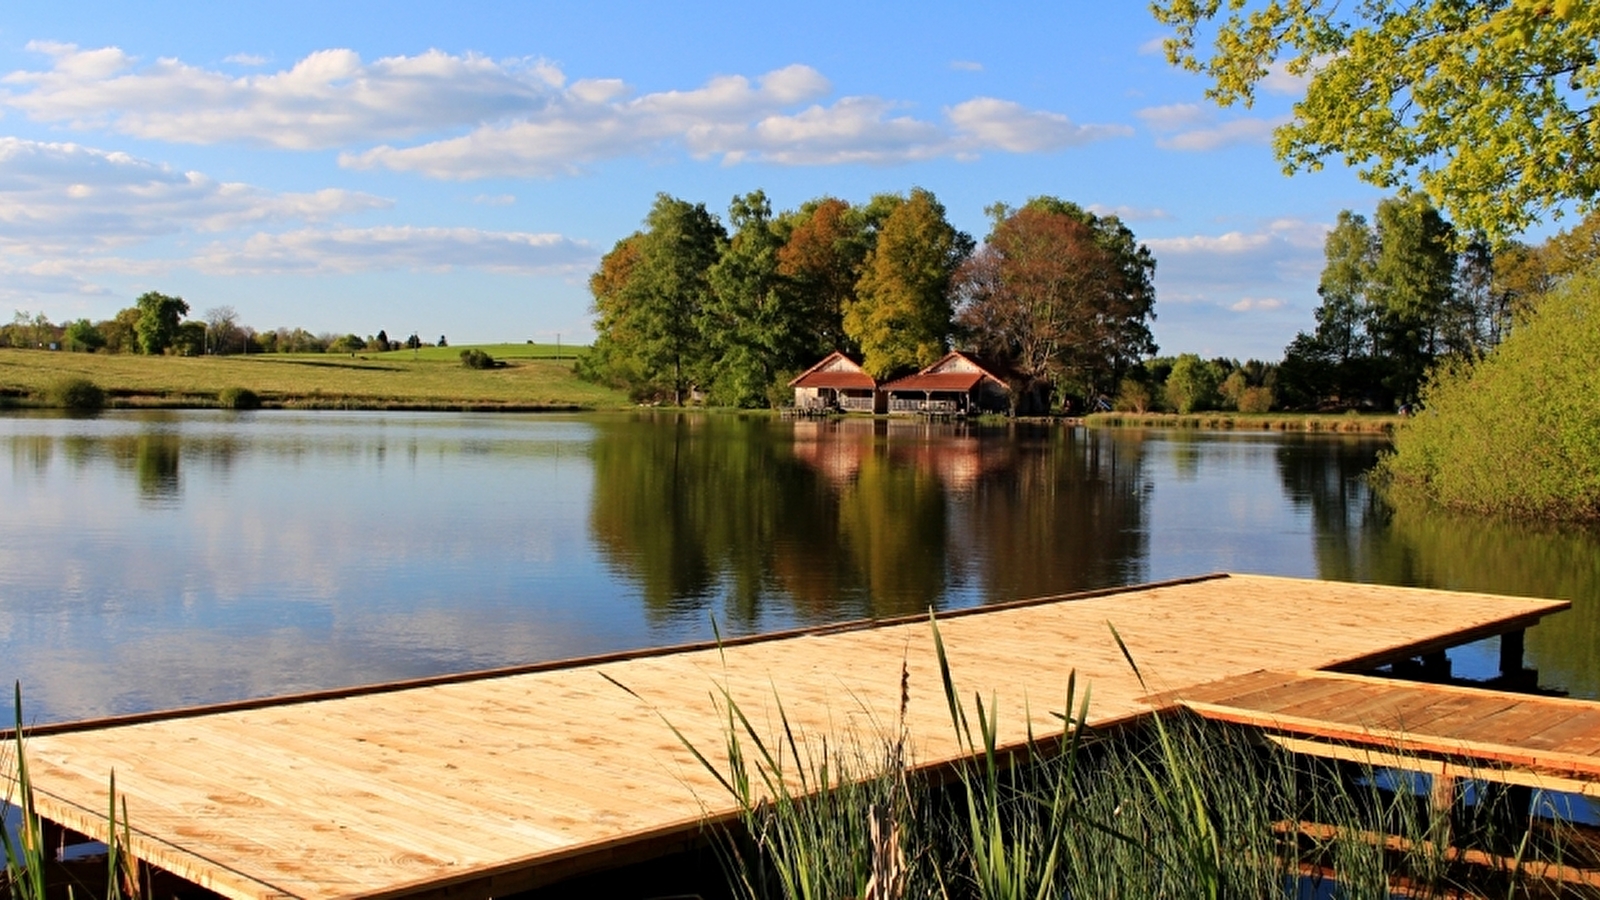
(589, 415, 1151, 627)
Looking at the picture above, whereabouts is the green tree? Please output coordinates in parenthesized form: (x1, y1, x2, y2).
(844, 188, 973, 378)
(1152, 1, 1600, 239)
(585, 194, 726, 404)
(1164, 353, 1224, 413)
(1369, 191, 1458, 403)
(703, 191, 804, 407)
(63, 319, 105, 352)
(134, 292, 190, 355)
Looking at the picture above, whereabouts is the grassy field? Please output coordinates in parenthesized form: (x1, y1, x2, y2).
(1085, 410, 1402, 433)
(0, 345, 629, 410)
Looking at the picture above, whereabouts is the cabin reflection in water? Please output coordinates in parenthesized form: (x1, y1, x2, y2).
(587, 415, 1149, 625)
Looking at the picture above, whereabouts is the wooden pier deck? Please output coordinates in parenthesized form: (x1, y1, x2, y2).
(4, 574, 1570, 900)
(1178, 669, 1600, 793)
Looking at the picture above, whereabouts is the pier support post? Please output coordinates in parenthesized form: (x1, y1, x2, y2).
(1429, 774, 1455, 848)
(1498, 630, 1536, 689)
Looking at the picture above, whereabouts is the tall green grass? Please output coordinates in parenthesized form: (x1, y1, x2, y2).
(3, 684, 141, 900)
(620, 622, 1597, 900)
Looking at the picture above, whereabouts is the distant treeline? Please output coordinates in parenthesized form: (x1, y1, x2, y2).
(578, 189, 1158, 411)
(1276, 191, 1600, 411)
(3, 295, 445, 357)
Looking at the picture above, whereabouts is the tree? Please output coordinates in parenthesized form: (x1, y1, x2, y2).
(1151, 1, 1600, 239)
(1164, 353, 1224, 413)
(134, 292, 190, 355)
(702, 191, 808, 407)
(584, 194, 726, 404)
(203, 306, 240, 355)
(955, 199, 1158, 408)
(1368, 191, 1459, 403)
(774, 197, 872, 356)
(174, 320, 206, 356)
(844, 188, 973, 378)
(63, 319, 105, 353)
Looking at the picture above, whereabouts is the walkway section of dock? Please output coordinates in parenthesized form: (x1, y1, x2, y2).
(1178, 669, 1600, 791)
(6, 574, 1570, 900)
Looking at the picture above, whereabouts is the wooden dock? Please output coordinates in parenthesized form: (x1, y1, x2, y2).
(1178, 669, 1600, 793)
(4, 574, 1571, 900)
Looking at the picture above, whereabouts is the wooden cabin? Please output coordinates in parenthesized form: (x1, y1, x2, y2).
(788, 351, 883, 413)
(881, 352, 1011, 415)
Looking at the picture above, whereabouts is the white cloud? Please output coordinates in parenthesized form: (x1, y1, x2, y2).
(950, 60, 983, 72)
(1136, 101, 1284, 151)
(1087, 203, 1171, 222)
(1135, 102, 1211, 132)
(3, 45, 1126, 177)
(947, 98, 1131, 153)
(1148, 218, 1328, 309)
(1138, 36, 1169, 56)
(1228, 297, 1286, 312)
(189, 226, 594, 276)
(2, 42, 564, 149)
(1157, 116, 1281, 151)
(473, 193, 516, 206)
(0, 137, 389, 253)
(224, 53, 268, 67)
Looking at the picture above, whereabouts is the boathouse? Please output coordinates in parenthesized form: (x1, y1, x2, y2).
(788, 351, 882, 413)
(882, 351, 1011, 415)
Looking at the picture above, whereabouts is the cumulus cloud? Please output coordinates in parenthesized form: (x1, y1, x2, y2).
(1136, 101, 1283, 151)
(0, 137, 389, 253)
(3, 42, 564, 149)
(1087, 203, 1171, 222)
(1157, 116, 1281, 151)
(1228, 297, 1287, 312)
(1147, 218, 1328, 309)
(224, 53, 268, 67)
(2, 45, 1127, 177)
(189, 226, 594, 276)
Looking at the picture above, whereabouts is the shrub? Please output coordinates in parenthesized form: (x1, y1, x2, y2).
(1164, 353, 1223, 414)
(45, 377, 105, 411)
(1237, 385, 1275, 413)
(1378, 260, 1600, 521)
(218, 386, 262, 410)
(459, 348, 497, 369)
(1113, 377, 1153, 412)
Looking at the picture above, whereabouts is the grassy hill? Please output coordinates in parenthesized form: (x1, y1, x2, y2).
(0, 343, 629, 411)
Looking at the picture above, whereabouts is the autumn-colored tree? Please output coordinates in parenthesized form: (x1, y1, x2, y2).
(957, 198, 1157, 403)
(955, 208, 1111, 407)
(775, 197, 870, 356)
(844, 188, 973, 378)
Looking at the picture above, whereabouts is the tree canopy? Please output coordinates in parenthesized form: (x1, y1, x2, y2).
(1152, 0, 1600, 239)
(954, 199, 1157, 406)
(845, 188, 974, 379)
(134, 291, 190, 355)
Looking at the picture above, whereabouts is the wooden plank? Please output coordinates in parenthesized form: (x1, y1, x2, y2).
(13, 575, 1570, 900)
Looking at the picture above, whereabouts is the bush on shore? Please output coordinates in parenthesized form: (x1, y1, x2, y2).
(1377, 261, 1600, 521)
(43, 377, 106, 411)
(218, 386, 262, 410)
(459, 348, 497, 369)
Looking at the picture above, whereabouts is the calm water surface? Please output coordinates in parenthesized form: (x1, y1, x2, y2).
(3, 410, 1598, 724)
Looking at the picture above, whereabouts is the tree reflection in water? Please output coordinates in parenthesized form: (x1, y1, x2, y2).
(588, 414, 1150, 628)
(1275, 434, 1600, 697)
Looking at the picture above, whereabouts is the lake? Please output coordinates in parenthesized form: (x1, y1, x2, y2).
(3, 409, 1598, 725)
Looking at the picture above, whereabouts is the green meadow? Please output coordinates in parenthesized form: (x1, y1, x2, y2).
(0, 344, 629, 411)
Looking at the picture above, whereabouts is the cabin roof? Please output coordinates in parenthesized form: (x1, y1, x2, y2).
(881, 351, 1007, 394)
(788, 351, 877, 390)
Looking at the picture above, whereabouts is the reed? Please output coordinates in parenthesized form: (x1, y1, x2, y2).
(1085, 411, 1400, 433)
(2, 685, 142, 900)
(628, 623, 1597, 900)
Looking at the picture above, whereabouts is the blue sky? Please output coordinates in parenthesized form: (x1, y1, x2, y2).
(0, 1, 1407, 360)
